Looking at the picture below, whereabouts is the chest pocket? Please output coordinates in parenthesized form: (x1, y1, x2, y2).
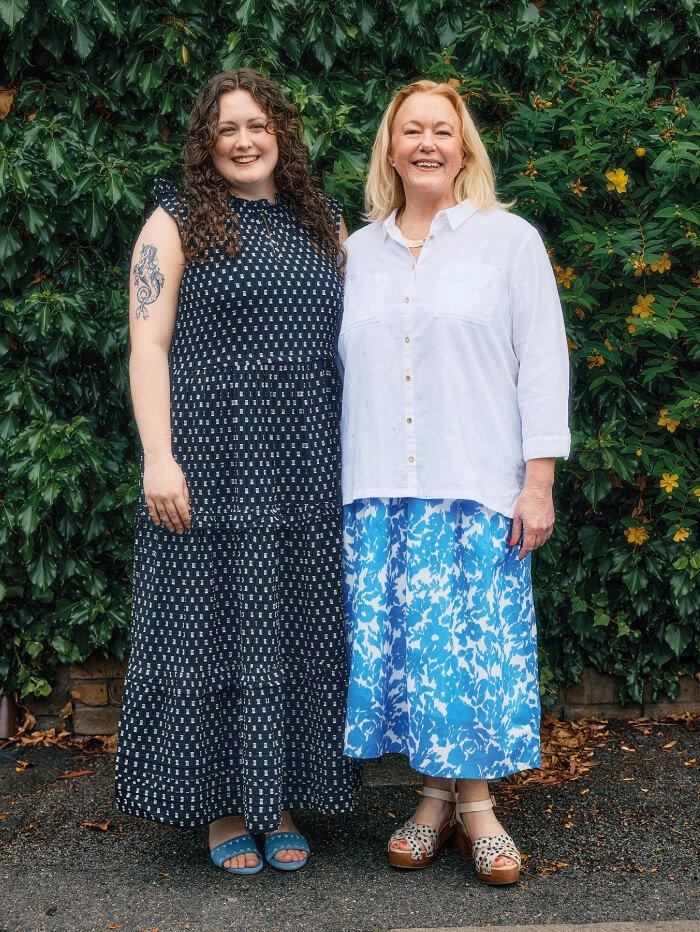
(434, 264, 499, 327)
(340, 271, 386, 334)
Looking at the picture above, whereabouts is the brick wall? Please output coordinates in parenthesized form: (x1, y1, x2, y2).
(16, 657, 700, 736)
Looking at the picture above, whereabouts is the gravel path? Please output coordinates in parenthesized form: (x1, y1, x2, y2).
(1, 720, 698, 931)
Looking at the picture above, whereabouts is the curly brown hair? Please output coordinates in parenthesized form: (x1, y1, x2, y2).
(174, 69, 342, 268)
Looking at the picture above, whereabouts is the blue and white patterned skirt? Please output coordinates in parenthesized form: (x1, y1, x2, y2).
(342, 498, 541, 779)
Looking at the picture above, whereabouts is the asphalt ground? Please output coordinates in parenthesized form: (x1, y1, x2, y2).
(0, 720, 698, 932)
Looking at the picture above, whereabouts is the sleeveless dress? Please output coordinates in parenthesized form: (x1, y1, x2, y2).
(115, 179, 361, 832)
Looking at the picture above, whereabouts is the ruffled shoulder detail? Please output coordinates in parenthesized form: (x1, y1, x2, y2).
(153, 177, 184, 220)
(317, 191, 343, 236)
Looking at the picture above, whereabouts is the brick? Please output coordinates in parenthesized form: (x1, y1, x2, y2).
(676, 676, 700, 703)
(70, 682, 108, 706)
(563, 702, 643, 721)
(583, 669, 619, 704)
(70, 656, 127, 681)
(563, 681, 586, 704)
(71, 703, 120, 735)
(645, 701, 700, 719)
(107, 678, 125, 705)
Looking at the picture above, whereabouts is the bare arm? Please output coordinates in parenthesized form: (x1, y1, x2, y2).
(128, 206, 190, 532)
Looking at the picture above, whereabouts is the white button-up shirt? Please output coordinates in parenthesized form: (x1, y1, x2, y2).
(338, 200, 571, 518)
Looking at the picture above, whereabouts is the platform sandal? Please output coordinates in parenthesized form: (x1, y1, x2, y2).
(387, 786, 457, 869)
(455, 794, 521, 885)
(264, 831, 311, 872)
(210, 832, 263, 875)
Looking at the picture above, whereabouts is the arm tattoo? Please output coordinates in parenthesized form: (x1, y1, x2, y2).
(133, 244, 165, 320)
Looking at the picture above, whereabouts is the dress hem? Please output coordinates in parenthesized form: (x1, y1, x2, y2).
(343, 748, 540, 781)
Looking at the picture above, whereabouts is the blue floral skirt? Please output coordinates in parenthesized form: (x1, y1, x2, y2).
(342, 498, 541, 779)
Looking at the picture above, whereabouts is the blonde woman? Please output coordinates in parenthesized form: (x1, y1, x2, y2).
(339, 80, 570, 884)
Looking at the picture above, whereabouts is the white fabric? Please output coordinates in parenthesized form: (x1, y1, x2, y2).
(338, 200, 571, 518)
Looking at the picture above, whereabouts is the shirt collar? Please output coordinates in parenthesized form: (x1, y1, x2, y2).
(383, 199, 478, 240)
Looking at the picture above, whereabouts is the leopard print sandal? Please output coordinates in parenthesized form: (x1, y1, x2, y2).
(387, 786, 457, 869)
(456, 795, 521, 885)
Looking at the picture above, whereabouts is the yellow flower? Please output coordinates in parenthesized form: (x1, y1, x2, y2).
(657, 407, 680, 433)
(674, 101, 687, 117)
(625, 526, 649, 545)
(632, 294, 655, 317)
(554, 265, 576, 289)
(631, 255, 650, 277)
(574, 307, 586, 319)
(694, 488, 700, 498)
(635, 449, 643, 457)
(650, 252, 671, 273)
(604, 338, 615, 350)
(181, 45, 190, 64)
(525, 160, 538, 178)
(628, 323, 638, 333)
(673, 527, 690, 543)
(533, 95, 553, 109)
(566, 337, 578, 352)
(659, 472, 679, 494)
(571, 178, 587, 196)
(605, 168, 629, 193)
(587, 353, 605, 369)
(635, 147, 646, 157)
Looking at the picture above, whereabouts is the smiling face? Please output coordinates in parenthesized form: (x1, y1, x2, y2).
(389, 91, 465, 202)
(211, 89, 279, 200)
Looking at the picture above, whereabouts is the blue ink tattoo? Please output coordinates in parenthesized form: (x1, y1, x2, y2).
(133, 244, 165, 320)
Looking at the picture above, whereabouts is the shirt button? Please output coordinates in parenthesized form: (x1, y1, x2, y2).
(407, 416, 413, 424)
(404, 336, 410, 343)
(405, 374, 412, 381)
(429, 234, 435, 240)
(404, 296, 410, 303)
(408, 455, 415, 463)
(438, 211, 445, 217)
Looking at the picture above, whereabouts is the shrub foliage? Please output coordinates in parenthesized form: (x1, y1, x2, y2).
(1, 1, 698, 705)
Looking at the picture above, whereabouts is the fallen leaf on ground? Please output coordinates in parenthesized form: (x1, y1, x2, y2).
(662, 740, 677, 750)
(14, 758, 32, 772)
(57, 769, 93, 780)
(620, 744, 637, 752)
(0, 812, 5, 821)
(82, 819, 110, 831)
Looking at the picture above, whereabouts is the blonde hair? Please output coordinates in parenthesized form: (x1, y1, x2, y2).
(364, 79, 513, 220)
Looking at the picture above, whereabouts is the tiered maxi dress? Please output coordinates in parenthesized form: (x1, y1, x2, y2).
(115, 180, 361, 832)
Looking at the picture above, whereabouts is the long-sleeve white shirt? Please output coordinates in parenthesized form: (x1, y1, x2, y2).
(337, 200, 571, 518)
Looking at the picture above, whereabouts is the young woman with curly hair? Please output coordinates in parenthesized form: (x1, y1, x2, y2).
(115, 69, 360, 875)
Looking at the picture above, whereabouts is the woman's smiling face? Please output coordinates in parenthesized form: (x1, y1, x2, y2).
(211, 89, 279, 198)
(389, 91, 465, 200)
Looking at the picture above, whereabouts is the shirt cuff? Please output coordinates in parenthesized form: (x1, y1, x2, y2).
(522, 435, 571, 461)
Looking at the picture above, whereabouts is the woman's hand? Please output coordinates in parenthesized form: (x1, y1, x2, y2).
(509, 458, 556, 560)
(143, 455, 191, 533)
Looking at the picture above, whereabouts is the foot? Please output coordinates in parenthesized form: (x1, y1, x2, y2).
(458, 803, 517, 869)
(265, 810, 307, 863)
(388, 793, 454, 857)
(208, 815, 260, 870)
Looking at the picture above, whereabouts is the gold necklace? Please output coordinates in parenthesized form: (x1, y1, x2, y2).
(397, 213, 426, 249)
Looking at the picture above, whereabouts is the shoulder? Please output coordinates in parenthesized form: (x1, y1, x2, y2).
(152, 177, 186, 222)
(472, 206, 551, 265)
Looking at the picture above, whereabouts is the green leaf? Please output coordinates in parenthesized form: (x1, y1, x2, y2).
(663, 624, 689, 657)
(71, 19, 96, 59)
(0, 0, 28, 30)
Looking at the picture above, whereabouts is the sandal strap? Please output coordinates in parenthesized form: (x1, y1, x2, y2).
(264, 831, 310, 861)
(472, 832, 522, 875)
(210, 833, 260, 868)
(389, 818, 442, 861)
(421, 786, 456, 803)
(457, 794, 496, 814)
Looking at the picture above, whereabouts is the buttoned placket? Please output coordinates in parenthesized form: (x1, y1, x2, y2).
(386, 211, 446, 482)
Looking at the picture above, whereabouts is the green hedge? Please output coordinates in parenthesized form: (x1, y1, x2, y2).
(1, 1, 698, 706)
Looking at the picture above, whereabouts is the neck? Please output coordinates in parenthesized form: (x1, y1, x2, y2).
(400, 189, 457, 224)
(229, 179, 278, 203)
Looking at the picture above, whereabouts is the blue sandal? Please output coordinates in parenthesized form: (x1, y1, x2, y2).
(210, 832, 263, 875)
(264, 831, 311, 871)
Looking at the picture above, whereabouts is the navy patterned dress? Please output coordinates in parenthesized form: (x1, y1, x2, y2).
(115, 179, 360, 832)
